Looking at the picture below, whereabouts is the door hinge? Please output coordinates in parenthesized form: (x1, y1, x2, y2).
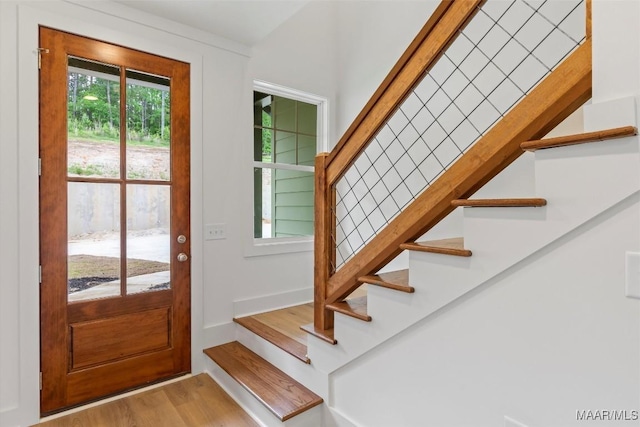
(38, 158, 42, 176)
(39, 265, 42, 284)
(37, 48, 49, 70)
(39, 372, 42, 390)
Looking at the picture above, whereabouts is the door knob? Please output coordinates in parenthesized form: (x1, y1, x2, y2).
(177, 253, 188, 262)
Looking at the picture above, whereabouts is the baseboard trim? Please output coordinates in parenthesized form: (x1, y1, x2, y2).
(233, 287, 313, 318)
(202, 322, 236, 349)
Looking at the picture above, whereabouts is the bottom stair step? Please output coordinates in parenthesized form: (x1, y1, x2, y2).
(204, 341, 323, 421)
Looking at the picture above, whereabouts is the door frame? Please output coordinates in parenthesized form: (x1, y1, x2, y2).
(11, 6, 206, 423)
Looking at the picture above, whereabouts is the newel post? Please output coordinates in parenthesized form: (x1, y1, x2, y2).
(314, 153, 334, 331)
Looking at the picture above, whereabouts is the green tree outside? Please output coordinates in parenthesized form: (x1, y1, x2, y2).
(68, 72, 170, 147)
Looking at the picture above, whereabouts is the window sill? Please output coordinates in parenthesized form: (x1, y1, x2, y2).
(244, 237, 313, 257)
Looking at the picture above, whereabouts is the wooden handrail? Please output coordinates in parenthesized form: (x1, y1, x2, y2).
(324, 0, 483, 186)
(325, 39, 592, 304)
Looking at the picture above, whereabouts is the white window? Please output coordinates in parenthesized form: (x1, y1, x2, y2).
(249, 81, 327, 255)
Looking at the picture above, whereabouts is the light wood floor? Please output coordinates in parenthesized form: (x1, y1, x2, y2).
(250, 302, 314, 346)
(246, 285, 368, 345)
(35, 374, 259, 427)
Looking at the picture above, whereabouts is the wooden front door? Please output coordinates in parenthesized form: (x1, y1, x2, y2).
(39, 27, 191, 414)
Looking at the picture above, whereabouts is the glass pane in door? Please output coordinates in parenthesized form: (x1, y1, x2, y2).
(126, 70, 170, 181)
(67, 182, 121, 302)
(126, 184, 171, 294)
(67, 57, 121, 179)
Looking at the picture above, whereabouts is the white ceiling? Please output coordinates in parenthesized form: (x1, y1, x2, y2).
(113, 0, 312, 46)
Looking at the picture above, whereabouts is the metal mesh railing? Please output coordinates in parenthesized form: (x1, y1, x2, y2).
(332, 0, 585, 270)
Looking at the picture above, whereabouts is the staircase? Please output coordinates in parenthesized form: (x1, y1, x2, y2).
(203, 123, 639, 425)
(202, 1, 640, 426)
(326, 123, 640, 426)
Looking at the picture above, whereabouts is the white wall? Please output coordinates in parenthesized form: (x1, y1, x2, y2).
(333, 1, 439, 137)
(249, 1, 337, 128)
(592, 0, 640, 104)
(0, 3, 24, 424)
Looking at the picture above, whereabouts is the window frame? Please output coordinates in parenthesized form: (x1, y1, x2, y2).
(245, 80, 328, 257)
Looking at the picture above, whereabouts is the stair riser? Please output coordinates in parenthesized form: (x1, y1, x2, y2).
(419, 154, 536, 242)
(533, 136, 640, 215)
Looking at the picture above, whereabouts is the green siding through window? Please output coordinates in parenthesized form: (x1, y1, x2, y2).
(254, 90, 317, 238)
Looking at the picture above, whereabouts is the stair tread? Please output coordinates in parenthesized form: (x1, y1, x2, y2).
(300, 323, 337, 345)
(521, 126, 637, 151)
(233, 316, 310, 364)
(203, 341, 323, 421)
(451, 198, 547, 207)
(326, 296, 372, 322)
(359, 269, 415, 293)
(400, 237, 471, 257)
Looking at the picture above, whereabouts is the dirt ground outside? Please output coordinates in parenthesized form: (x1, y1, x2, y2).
(68, 139, 170, 180)
(68, 254, 170, 293)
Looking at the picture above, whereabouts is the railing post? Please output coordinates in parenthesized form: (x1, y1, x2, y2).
(314, 153, 334, 331)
